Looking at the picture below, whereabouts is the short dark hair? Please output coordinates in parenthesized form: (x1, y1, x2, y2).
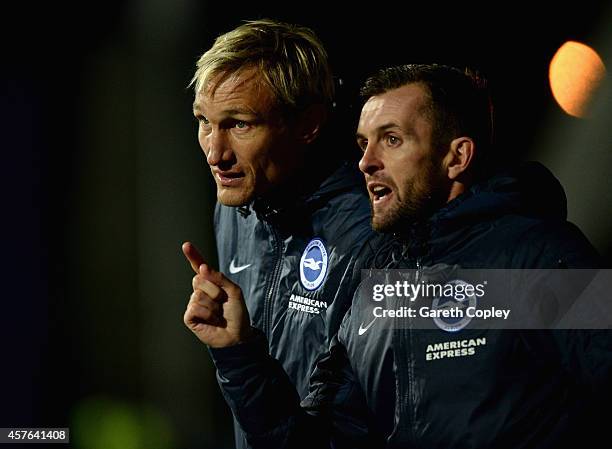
(360, 64, 494, 174)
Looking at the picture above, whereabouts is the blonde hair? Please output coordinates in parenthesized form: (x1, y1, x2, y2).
(190, 19, 334, 113)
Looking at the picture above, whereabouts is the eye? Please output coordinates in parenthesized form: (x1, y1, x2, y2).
(230, 120, 254, 133)
(357, 139, 368, 152)
(385, 134, 401, 147)
(195, 115, 210, 125)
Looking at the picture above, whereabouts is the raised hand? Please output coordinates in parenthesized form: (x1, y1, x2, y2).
(182, 242, 252, 348)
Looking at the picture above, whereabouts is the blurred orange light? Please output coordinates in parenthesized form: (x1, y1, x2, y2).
(549, 41, 606, 118)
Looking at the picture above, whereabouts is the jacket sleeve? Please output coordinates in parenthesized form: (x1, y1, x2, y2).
(208, 328, 378, 449)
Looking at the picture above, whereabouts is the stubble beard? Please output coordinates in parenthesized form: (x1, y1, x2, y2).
(371, 159, 448, 234)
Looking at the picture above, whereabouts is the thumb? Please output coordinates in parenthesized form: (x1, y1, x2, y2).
(182, 241, 205, 274)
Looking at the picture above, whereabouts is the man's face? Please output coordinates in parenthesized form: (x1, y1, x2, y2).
(193, 68, 302, 206)
(357, 83, 449, 232)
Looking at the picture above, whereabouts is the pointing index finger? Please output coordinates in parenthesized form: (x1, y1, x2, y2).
(182, 241, 205, 274)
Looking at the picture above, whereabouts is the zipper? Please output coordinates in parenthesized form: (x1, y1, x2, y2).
(410, 258, 422, 439)
(263, 225, 284, 340)
(399, 256, 422, 443)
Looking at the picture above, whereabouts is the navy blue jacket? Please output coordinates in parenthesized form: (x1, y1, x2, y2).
(211, 162, 610, 448)
(213, 161, 375, 449)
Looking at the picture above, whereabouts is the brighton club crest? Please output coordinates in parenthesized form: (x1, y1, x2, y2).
(431, 279, 478, 332)
(300, 238, 328, 290)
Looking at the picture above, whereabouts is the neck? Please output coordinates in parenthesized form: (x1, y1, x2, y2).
(447, 182, 467, 203)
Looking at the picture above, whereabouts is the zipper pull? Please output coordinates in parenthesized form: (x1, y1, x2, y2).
(415, 258, 422, 283)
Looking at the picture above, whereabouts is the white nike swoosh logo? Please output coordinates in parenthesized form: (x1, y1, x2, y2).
(229, 259, 252, 274)
(358, 316, 378, 336)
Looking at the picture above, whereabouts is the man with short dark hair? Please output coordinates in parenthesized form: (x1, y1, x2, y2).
(194, 64, 609, 448)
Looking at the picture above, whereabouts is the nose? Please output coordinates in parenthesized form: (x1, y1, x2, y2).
(202, 129, 233, 167)
(358, 143, 383, 176)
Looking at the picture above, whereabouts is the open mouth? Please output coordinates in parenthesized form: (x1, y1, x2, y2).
(371, 185, 392, 203)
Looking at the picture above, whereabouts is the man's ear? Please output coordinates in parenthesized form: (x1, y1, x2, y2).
(295, 104, 327, 144)
(444, 137, 475, 181)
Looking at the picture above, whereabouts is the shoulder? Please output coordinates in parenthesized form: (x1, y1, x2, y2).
(310, 165, 373, 245)
(508, 217, 601, 268)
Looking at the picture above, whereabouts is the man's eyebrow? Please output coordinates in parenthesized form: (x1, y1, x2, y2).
(356, 122, 403, 139)
(223, 108, 259, 117)
(191, 103, 259, 118)
(376, 122, 402, 132)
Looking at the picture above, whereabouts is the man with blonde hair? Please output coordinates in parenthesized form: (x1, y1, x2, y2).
(182, 19, 375, 449)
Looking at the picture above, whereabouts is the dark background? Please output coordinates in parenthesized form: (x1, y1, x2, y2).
(2, 1, 611, 448)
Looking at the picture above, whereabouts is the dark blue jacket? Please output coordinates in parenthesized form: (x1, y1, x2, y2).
(213, 161, 375, 449)
(210, 162, 610, 448)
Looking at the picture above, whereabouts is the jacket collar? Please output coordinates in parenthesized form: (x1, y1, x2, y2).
(241, 160, 365, 227)
(385, 161, 568, 264)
